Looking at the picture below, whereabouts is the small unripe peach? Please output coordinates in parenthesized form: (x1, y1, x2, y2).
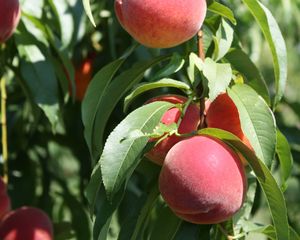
(115, 0, 207, 48)
(145, 95, 200, 165)
(0, 0, 21, 43)
(0, 207, 53, 240)
(0, 178, 11, 220)
(159, 135, 247, 224)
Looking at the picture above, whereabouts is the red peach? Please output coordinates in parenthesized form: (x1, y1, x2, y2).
(206, 93, 252, 150)
(0, 178, 11, 220)
(0, 207, 53, 240)
(115, 0, 207, 48)
(159, 135, 247, 224)
(145, 95, 200, 165)
(74, 58, 93, 101)
(0, 0, 21, 43)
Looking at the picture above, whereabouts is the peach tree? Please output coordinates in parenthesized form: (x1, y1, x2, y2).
(81, 0, 298, 239)
(0, 0, 299, 239)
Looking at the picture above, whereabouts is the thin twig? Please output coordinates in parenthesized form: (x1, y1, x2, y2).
(1, 77, 8, 184)
(197, 29, 206, 129)
(197, 30, 205, 61)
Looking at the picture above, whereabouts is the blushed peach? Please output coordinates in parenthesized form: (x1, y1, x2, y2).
(115, 0, 207, 48)
(0, 177, 11, 220)
(145, 95, 200, 165)
(159, 135, 247, 224)
(0, 0, 21, 43)
(0, 207, 53, 240)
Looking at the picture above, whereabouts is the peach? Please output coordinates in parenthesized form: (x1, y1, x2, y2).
(206, 93, 252, 150)
(145, 95, 200, 165)
(74, 58, 93, 101)
(0, 207, 53, 240)
(0, 178, 11, 220)
(115, 0, 207, 48)
(0, 0, 21, 43)
(159, 135, 247, 224)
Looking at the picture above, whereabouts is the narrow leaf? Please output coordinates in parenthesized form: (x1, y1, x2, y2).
(212, 19, 234, 61)
(242, 0, 287, 107)
(276, 129, 293, 191)
(124, 78, 190, 112)
(208, 2, 237, 25)
(225, 48, 270, 104)
(82, 59, 125, 160)
(151, 53, 185, 81)
(227, 84, 276, 168)
(90, 55, 170, 160)
(101, 101, 174, 200)
(82, 0, 96, 27)
(203, 58, 232, 101)
(199, 128, 289, 240)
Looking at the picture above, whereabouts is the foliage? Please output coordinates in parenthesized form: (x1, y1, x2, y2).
(1, 0, 300, 239)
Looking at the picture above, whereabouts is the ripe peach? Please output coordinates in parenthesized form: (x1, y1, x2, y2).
(0, 207, 53, 240)
(159, 135, 247, 224)
(115, 0, 207, 48)
(74, 58, 93, 101)
(145, 95, 200, 165)
(206, 93, 252, 150)
(0, 0, 21, 43)
(0, 178, 11, 220)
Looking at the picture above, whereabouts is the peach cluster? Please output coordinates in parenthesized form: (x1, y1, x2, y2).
(0, 178, 53, 240)
(144, 94, 249, 224)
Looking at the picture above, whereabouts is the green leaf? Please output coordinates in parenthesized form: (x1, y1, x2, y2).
(276, 129, 293, 191)
(17, 43, 59, 130)
(147, 198, 182, 240)
(212, 19, 234, 61)
(225, 48, 270, 104)
(208, 2, 236, 25)
(242, 0, 287, 108)
(101, 101, 174, 200)
(130, 183, 160, 240)
(82, 0, 96, 27)
(234, 176, 257, 230)
(61, 192, 92, 240)
(93, 185, 125, 240)
(203, 58, 232, 101)
(21, 0, 44, 18)
(212, 220, 234, 240)
(124, 78, 190, 112)
(82, 59, 125, 161)
(174, 222, 211, 240)
(227, 84, 276, 168)
(50, 0, 75, 48)
(187, 52, 204, 86)
(90, 55, 170, 160)
(199, 128, 289, 240)
(151, 53, 185, 81)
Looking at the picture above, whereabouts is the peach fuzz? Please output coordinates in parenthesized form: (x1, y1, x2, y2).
(115, 0, 207, 48)
(0, 0, 21, 43)
(0, 178, 11, 220)
(159, 135, 247, 224)
(0, 207, 53, 240)
(206, 93, 252, 151)
(145, 95, 200, 165)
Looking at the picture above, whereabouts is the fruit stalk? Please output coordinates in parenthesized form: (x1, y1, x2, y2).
(197, 29, 206, 129)
(1, 76, 8, 183)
